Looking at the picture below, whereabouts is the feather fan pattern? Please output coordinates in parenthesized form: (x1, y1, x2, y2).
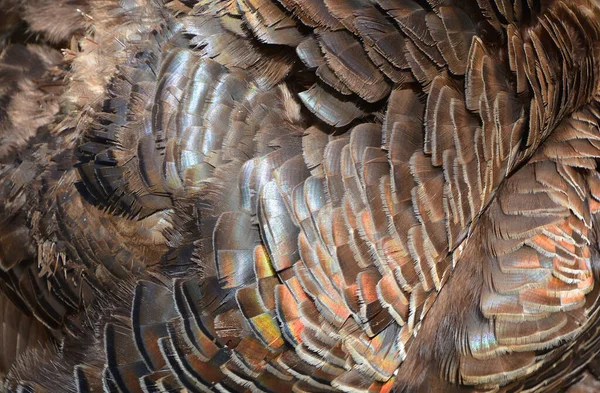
(1, 0, 600, 392)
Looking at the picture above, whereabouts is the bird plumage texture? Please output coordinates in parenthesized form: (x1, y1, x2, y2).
(1, 0, 600, 392)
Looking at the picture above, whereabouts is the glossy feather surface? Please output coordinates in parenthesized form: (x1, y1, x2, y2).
(1, 1, 600, 392)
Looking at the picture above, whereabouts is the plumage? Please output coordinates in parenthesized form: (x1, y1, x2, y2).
(2, 0, 600, 392)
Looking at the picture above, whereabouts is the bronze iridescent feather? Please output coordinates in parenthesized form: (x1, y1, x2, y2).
(1, 0, 600, 392)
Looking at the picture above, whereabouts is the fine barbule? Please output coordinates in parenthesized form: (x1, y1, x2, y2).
(1, 0, 600, 392)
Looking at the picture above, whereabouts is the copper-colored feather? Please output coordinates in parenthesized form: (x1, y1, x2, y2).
(2, 1, 600, 393)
